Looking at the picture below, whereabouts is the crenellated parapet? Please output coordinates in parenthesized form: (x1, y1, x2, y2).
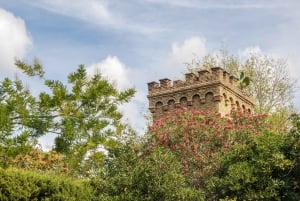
(147, 67, 255, 119)
(148, 67, 241, 94)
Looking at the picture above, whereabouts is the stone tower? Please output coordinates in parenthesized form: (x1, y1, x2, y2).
(147, 67, 255, 119)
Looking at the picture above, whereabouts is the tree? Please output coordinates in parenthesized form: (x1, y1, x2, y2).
(93, 136, 203, 201)
(205, 114, 300, 200)
(0, 59, 135, 175)
(186, 49, 296, 114)
(242, 52, 295, 113)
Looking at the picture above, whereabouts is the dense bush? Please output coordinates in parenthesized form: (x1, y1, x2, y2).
(206, 131, 298, 200)
(147, 109, 300, 200)
(0, 168, 93, 201)
(147, 108, 266, 187)
(1, 108, 299, 201)
(91, 143, 203, 201)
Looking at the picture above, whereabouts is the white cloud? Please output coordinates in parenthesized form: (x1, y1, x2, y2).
(87, 56, 131, 91)
(0, 8, 32, 71)
(149, 36, 208, 80)
(86, 56, 147, 134)
(171, 36, 207, 64)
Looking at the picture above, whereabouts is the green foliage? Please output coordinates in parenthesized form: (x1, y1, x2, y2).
(267, 106, 295, 135)
(281, 114, 300, 199)
(0, 59, 135, 176)
(0, 140, 32, 168)
(0, 76, 42, 142)
(204, 114, 300, 200)
(237, 71, 250, 89)
(91, 138, 203, 201)
(0, 168, 93, 201)
(206, 132, 293, 200)
(131, 147, 202, 201)
(2, 58, 299, 200)
(15, 59, 45, 78)
(147, 109, 300, 200)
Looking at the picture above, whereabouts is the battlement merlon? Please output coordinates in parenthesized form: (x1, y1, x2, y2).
(185, 72, 198, 83)
(147, 67, 239, 93)
(159, 78, 172, 88)
(211, 67, 223, 80)
(147, 67, 255, 118)
(147, 81, 159, 92)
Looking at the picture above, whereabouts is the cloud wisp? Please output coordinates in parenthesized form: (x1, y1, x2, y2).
(33, 0, 113, 26)
(144, 0, 289, 9)
(30, 0, 164, 35)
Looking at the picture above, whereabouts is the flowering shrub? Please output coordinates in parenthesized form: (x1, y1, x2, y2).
(0, 145, 68, 174)
(147, 108, 266, 187)
(11, 149, 68, 173)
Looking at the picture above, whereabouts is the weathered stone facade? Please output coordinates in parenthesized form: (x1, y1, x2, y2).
(147, 67, 255, 119)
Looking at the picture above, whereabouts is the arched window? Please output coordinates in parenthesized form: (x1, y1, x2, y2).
(192, 94, 200, 109)
(229, 97, 235, 110)
(236, 101, 240, 108)
(242, 105, 246, 112)
(180, 97, 188, 107)
(223, 93, 228, 106)
(205, 92, 214, 102)
(168, 99, 175, 110)
(155, 101, 163, 113)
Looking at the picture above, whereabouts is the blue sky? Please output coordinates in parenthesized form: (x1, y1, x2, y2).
(0, 0, 300, 146)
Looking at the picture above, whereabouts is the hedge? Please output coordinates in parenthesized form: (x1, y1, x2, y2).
(0, 168, 93, 201)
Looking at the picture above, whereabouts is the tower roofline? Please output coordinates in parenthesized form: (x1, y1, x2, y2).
(147, 67, 255, 119)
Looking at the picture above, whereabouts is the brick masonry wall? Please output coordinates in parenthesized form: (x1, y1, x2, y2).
(147, 67, 255, 119)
